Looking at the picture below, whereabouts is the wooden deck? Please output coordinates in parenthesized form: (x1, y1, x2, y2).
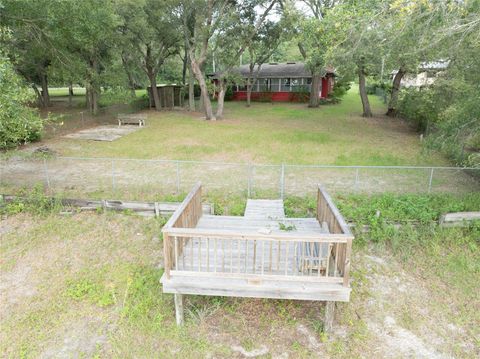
(161, 186, 353, 305)
(244, 199, 285, 219)
(160, 183, 353, 326)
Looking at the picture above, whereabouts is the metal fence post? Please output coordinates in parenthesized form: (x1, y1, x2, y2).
(43, 157, 51, 191)
(354, 167, 360, 191)
(176, 161, 181, 194)
(428, 167, 434, 193)
(247, 164, 251, 198)
(280, 163, 285, 199)
(111, 160, 116, 192)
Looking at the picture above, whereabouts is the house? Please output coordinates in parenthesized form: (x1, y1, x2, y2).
(391, 60, 449, 88)
(211, 62, 335, 102)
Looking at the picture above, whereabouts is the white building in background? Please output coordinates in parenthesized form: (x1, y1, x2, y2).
(391, 60, 450, 88)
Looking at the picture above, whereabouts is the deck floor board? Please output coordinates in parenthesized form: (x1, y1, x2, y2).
(244, 199, 285, 219)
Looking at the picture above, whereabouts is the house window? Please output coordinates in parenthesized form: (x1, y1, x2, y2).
(270, 78, 280, 92)
(259, 78, 270, 91)
(281, 78, 291, 91)
(290, 78, 300, 91)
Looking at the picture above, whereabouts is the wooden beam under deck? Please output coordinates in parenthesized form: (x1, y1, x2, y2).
(161, 272, 351, 302)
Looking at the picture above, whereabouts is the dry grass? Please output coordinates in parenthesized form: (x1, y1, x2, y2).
(1, 209, 478, 358)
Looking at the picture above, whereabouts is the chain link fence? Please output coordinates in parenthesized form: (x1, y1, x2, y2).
(1, 156, 478, 201)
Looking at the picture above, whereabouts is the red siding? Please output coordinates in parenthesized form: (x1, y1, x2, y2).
(231, 76, 333, 102)
(232, 91, 294, 101)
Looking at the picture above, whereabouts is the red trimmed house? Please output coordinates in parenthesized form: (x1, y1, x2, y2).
(211, 62, 335, 102)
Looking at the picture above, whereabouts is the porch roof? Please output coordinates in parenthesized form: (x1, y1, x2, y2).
(210, 62, 335, 79)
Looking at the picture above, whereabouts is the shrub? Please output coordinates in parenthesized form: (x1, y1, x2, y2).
(291, 85, 310, 103)
(0, 55, 43, 150)
(365, 80, 391, 95)
(397, 88, 438, 132)
(328, 79, 352, 103)
(224, 85, 234, 101)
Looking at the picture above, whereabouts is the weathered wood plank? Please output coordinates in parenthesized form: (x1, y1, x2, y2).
(0, 194, 213, 217)
(161, 273, 351, 302)
(244, 199, 285, 219)
(439, 212, 480, 226)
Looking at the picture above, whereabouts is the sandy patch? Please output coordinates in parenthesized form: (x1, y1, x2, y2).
(64, 125, 141, 141)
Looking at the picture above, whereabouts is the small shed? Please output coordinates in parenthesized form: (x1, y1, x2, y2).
(147, 85, 183, 109)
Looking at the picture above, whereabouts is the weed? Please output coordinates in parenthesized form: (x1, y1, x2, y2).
(279, 222, 296, 231)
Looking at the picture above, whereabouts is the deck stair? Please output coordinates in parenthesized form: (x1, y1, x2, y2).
(244, 199, 285, 220)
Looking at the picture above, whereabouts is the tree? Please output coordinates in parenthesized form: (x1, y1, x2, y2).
(116, 0, 179, 111)
(327, 1, 386, 117)
(382, 0, 442, 117)
(295, 0, 338, 107)
(181, 0, 277, 120)
(1, 0, 56, 108)
(0, 51, 43, 149)
(52, 0, 119, 115)
(244, 18, 287, 106)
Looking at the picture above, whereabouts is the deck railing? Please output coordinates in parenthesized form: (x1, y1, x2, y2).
(163, 182, 202, 278)
(162, 184, 353, 287)
(316, 185, 353, 286)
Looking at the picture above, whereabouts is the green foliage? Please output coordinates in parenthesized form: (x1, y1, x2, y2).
(120, 267, 166, 330)
(0, 54, 43, 149)
(0, 184, 61, 216)
(278, 222, 296, 231)
(65, 277, 114, 308)
(398, 88, 438, 132)
(365, 80, 391, 95)
(328, 79, 352, 103)
(337, 192, 480, 225)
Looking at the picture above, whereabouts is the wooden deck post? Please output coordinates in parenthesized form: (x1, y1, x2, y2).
(324, 301, 335, 333)
(174, 293, 184, 325)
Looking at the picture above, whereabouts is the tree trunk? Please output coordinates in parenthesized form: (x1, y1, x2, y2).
(358, 65, 372, 117)
(68, 83, 73, 107)
(308, 73, 322, 108)
(191, 59, 214, 120)
(147, 70, 162, 111)
(182, 45, 188, 85)
(40, 73, 50, 108)
(216, 80, 226, 120)
(85, 85, 90, 111)
(246, 78, 252, 107)
(91, 86, 99, 115)
(386, 67, 405, 117)
(188, 59, 195, 111)
(122, 58, 137, 98)
(32, 84, 45, 107)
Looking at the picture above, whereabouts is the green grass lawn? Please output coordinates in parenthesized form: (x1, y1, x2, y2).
(42, 87, 448, 166)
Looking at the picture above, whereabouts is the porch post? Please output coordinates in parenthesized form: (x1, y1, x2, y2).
(324, 301, 335, 333)
(174, 293, 184, 325)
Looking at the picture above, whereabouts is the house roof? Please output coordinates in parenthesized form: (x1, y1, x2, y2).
(210, 62, 335, 79)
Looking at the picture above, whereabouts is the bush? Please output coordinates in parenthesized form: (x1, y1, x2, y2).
(365, 80, 391, 95)
(291, 85, 309, 103)
(224, 85, 234, 101)
(397, 88, 438, 132)
(0, 55, 43, 150)
(328, 79, 352, 103)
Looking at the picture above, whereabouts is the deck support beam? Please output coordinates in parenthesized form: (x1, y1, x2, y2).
(324, 301, 335, 333)
(174, 293, 184, 325)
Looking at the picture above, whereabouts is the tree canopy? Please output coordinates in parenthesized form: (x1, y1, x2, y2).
(0, 0, 478, 164)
